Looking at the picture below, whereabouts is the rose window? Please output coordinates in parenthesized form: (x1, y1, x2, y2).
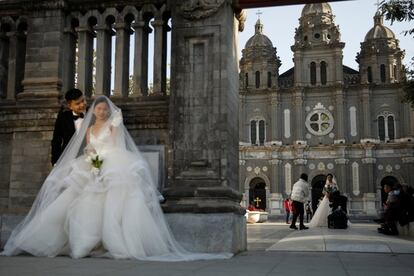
(305, 109, 334, 136)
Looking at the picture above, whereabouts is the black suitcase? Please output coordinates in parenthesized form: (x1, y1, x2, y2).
(328, 209, 348, 229)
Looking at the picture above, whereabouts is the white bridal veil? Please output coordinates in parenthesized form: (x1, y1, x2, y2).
(2, 96, 231, 261)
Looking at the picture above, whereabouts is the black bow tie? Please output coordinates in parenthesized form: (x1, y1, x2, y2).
(73, 113, 84, 121)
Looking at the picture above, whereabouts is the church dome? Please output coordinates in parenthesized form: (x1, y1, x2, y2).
(364, 12, 395, 41)
(301, 3, 332, 17)
(244, 19, 274, 49)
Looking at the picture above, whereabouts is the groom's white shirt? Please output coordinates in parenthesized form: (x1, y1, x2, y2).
(72, 112, 84, 133)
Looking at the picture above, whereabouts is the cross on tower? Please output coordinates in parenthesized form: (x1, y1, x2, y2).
(253, 197, 262, 208)
(256, 9, 263, 19)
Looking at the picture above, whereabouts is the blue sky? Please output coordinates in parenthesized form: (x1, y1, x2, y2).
(238, 0, 414, 74)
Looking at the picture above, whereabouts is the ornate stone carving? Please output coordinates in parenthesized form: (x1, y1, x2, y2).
(179, 0, 226, 20)
(335, 158, 349, 165)
(362, 158, 376, 164)
(294, 158, 307, 165)
(235, 9, 246, 32)
(402, 157, 414, 164)
(24, 0, 67, 10)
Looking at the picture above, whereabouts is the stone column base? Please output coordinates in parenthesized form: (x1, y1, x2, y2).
(268, 193, 283, 215)
(362, 193, 377, 215)
(165, 213, 246, 254)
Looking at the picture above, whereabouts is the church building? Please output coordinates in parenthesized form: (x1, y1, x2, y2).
(239, 3, 414, 216)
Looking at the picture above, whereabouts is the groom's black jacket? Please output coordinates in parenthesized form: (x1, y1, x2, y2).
(51, 110, 76, 165)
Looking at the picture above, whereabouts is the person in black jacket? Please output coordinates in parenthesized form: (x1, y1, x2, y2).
(51, 89, 86, 165)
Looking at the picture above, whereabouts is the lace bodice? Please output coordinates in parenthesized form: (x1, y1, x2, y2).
(89, 126, 114, 155)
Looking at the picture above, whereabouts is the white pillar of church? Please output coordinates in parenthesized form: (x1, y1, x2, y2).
(114, 22, 131, 97)
(76, 26, 94, 97)
(95, 24, 113, 96)
(132, 20, 150, 96)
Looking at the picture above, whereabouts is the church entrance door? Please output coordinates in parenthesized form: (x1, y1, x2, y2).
(380, 176, 399, 205)
(311, 174, 326, 214)
(249, 178, 266, 210)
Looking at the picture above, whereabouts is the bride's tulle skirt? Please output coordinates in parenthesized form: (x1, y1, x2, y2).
(308, 196, 330, 227)
(3, 149, 232, 261)
(308, 196, 352, 228)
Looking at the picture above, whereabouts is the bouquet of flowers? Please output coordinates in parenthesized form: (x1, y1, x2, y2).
(84, 145, 103, 175)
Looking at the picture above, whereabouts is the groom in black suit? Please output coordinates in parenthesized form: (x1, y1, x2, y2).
(51, 89, 86, 165)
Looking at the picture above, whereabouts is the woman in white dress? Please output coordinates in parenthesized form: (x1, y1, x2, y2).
(1, 96, 232, 261)
(308, 174, 338, 227)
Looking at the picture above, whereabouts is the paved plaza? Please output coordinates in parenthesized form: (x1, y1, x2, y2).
(1, 221, 414, 276)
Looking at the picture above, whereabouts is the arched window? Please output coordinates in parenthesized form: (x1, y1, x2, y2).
(255, 71, 260, 88)
(378, 116, 385, 141)
(250, 120, 257, 145)
(245, 72, 248, 88)
(310, 62, 316, 85)
(250, 119, 266, 146)
(367, 66, 373, 83)
(378, 113, 396, 142)
(259, 120, 265, 145)
(388, 115, 395, 140)
(267, 72, 272, 88)
(320, 61, 327, 85)
(380, 64, 386, 83)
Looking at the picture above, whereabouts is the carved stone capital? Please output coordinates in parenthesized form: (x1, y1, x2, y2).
(179, 0, 226, 20)
(402, 157, 414, 164)
(335, 158, 349, 165)
(235, 9, 246, 32)
(269, 159, 282, 165)
(293, 158, 307, 165)
(361, 158, 376, 164)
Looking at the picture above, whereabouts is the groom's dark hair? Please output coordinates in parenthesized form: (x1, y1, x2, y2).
(65, 88, 83, 102)
(300, 173, 308, 182)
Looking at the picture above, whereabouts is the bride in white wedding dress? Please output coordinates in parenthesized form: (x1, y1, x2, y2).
(1, 96, 232, 261)
(308, 174, 338, 228)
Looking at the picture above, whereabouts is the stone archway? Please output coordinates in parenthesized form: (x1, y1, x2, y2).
(249, 177, 267, 210)
(311, 174, 326, 213)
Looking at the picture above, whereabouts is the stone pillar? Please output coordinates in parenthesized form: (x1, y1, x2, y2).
(6, 30, 25, 99)
(151, 19, 167, 95)
(401, 99, 413, 137)
(95, 24, 113, 96)
(76, 25, 94, 98)
(132, 20, 150, 96)
(269, 158, 283, 215)
(270, 92, 281, 143)
(61, 27, 77, 95)
(334, 86, 345, 142)
(18, 8, 65, 102)
(293, 88, 304, 142)
(293, 51, 303, 86)
(114, 22, 131, 97)
(0, 33, 9, 99)
(361, 143, 377, 215)
(5, 31, 17, 100)
(361, 86, 372, 138)
(164, 1, 245, 253)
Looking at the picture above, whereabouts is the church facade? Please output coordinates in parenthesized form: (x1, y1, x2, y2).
(239, 3, 414, 216)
